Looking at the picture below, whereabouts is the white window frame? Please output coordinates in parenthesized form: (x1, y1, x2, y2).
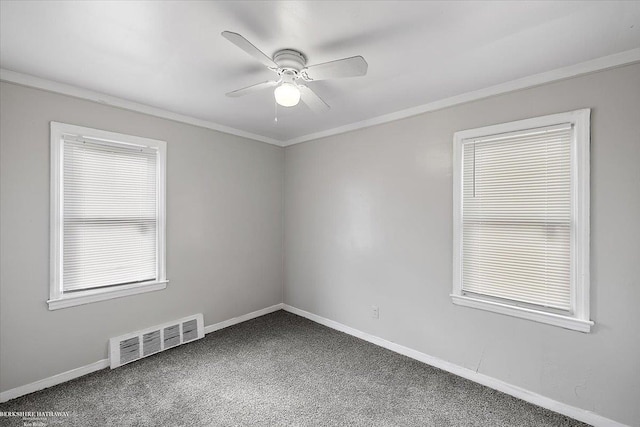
(451, 109, 593, 332)
(49, 122, 167, 310)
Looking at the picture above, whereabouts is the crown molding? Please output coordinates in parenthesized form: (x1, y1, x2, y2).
(3, 48, 639, 148)
(283, 48, 640, 146)
(0, 68, 284, 147)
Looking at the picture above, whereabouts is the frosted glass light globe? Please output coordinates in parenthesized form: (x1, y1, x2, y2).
(274, 83, 300, 107)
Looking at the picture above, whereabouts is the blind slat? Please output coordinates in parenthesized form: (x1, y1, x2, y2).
(461, 126, 572, 310)
(63, 139, 158, 292)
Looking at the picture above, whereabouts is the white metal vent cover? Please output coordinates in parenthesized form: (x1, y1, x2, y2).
(109, 313, 204, 369)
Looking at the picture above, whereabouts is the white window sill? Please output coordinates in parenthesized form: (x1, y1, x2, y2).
(450, 294, 593, 333)
(48, 280, 168, 310)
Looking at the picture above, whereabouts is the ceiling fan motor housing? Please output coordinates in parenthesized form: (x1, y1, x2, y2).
(273, 49, 307, 74)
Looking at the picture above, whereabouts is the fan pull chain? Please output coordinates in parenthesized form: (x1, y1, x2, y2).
(274, 100, 278, 123)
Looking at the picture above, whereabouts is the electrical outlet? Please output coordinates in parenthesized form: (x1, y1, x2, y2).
(372, 305, 379, 319)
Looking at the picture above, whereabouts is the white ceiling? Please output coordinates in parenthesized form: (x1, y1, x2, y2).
(1, 1, 639, 145)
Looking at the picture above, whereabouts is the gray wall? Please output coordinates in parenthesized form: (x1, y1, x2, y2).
(284, 63, 640, 426)
(0, 82, 284, 392)
(2, 63, 639, 424)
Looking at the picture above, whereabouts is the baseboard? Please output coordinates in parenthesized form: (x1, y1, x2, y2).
(0, 303, 285, 403)
(0, 359, 110, 403)
(2, 303, 625, 426)
(282, 304, 626, 427)
(203, 303, 284, 334)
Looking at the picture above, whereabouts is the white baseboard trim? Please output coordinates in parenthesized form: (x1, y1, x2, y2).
(2, 303, 625, 426)
(203, 303, 284, 334)
(0, 303, 284, 403)
(282, 304, 626, 427)
(0, 359, 110, 403)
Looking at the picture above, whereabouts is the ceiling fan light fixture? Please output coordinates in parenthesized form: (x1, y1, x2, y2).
(222, 31, 366, 112)
(274, 83, 300, 107)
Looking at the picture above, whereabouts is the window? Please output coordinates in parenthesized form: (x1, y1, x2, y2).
(49, 122, 167, 310)
(451, 110, 592, 332)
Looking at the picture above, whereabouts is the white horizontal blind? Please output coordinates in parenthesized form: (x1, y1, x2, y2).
(63, 138, 158, 292)
(462, 124, 572, 311)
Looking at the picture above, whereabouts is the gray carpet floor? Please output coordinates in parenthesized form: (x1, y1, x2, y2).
(0, 311, 588, 426)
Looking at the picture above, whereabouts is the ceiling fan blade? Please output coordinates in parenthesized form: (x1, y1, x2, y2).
(298, 85, 330, 112)
(221, 31, 278, 69)
(302, 56, 368, 81)
(226, 81, 279, 97)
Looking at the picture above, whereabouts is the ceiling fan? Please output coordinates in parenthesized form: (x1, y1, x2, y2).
(222, 31, 368, 112)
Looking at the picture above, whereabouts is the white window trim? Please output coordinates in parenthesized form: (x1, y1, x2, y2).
(49, 122, 167, 310)
(451, 109, 593, 332)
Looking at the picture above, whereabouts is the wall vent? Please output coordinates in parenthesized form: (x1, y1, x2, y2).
(109, 313, 204, 369)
